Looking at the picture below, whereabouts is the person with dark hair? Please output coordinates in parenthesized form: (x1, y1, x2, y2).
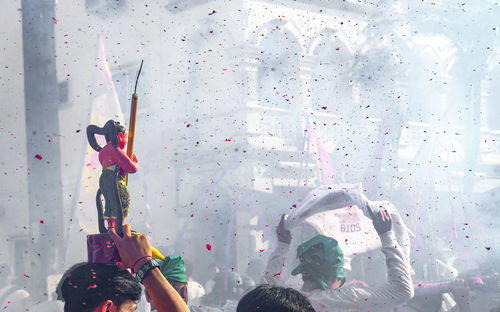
(57, 224, 189, 312)
(237, 285, 316, 312)
(59, 262, 142, 312)
(263, 205, 413, 311)
(109, 224, 190, 312)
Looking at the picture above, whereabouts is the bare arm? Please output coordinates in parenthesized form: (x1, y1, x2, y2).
(109, 225, 189, 312)
(141, 268, 189, 312)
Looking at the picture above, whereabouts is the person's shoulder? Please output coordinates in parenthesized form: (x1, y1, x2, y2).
(307, 282, 370, 301)
(344, 280, 369, 288)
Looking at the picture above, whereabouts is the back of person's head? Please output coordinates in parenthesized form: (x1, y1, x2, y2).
(59, 262, 141, 312)
(237, 285, 315, 312)
(292, 234, 345, 290)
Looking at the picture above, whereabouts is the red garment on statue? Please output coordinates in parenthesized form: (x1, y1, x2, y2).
(98, 142, 138, 176)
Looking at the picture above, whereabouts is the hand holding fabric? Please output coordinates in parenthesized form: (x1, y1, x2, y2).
(276, 214, 292, 244)
(367, 203, 392, 236)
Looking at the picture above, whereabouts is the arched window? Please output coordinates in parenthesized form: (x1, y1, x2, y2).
(258, 28, 301, 110)
(310, 32, 353, 116)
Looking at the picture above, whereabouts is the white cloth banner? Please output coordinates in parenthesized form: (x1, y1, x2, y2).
(284, 184, 411, 269)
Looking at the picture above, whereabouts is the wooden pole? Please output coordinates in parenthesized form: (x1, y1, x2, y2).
(125, 60, 143, 185)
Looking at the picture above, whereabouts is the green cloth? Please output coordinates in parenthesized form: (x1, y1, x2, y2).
(291, 234, 345, 290)
(158, 255, 187, 283)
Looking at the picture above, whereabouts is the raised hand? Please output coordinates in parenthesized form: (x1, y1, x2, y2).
(276, 214, 292, 244)
(109, 224, 152, 273)
(367, 203, 392, 236)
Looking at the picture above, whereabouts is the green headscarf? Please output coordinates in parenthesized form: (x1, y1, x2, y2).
(291, 234, 344, 290)
(158, 255, 187, 283)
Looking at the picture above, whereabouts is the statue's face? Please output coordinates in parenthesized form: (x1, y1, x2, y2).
(117, 131, 127, 150)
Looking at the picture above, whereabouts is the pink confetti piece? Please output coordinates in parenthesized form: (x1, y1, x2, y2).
(87, 284, 98, 290)
(52, 18, 58, 24)
(39, 220, 44, 224)
(206, 243, 212, 251)
(35, 154, 43, 160)
(486, 247, 491, 250)
(321, 106, 327, 110)
(24, 274, 30, 278)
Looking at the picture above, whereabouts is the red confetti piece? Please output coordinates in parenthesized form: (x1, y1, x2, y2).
(321, 106, 327, 110)
(272, 272, 281, 277)
(39, 220, 44, 224)
(24, 274, 30, 278)
(259, 249, 265, 252)
(76, 129, 81, 133)
(206, 243, 212, 251)
(225, 138, 231, 142)
(52, 18, 58, 24)
(35, 154, 43, 160)
(208, 10, 216, 15)
(186, 124, 191, 127)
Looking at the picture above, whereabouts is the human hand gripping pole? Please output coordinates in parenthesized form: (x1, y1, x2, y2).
(108, 224, 152, 273)
(109, 224, 190, 312)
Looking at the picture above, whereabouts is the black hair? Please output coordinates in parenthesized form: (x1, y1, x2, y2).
(60, 263, 141, 312)
(87, 120, 120, 151)
(115, 122, 126, 134)
(237, 285, 316, 312)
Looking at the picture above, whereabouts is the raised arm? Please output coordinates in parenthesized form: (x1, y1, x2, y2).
(109, 225, 189, 312)
(261, 215, 292, 285)
(115, 147, 138, 174)
(309, 205, 413, 309)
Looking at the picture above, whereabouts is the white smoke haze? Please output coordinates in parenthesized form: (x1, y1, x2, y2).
(1, 0, 500, 310)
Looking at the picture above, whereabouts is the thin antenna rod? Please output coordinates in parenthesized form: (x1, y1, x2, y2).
(134, 60, 144, 94)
